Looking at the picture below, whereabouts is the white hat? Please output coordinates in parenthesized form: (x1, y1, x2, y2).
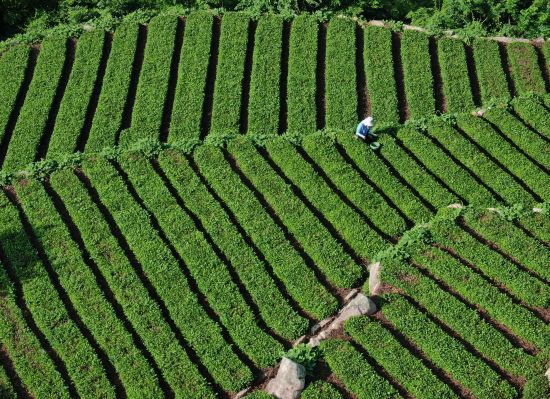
(362, 117, 374, 127)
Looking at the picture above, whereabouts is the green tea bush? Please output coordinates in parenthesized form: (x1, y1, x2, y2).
(507, 42, 546, 95)
(86, 23, 139, 151)
(247, 16, 283, 135)
(364, 26, 399, 124)
(169, 12, 213, 140)
(286, 15, 318, 133)
(437, 38, 474, 113)
(3, 36, 67, 170)
(84, 157, 254, 392)
(325, 18, 357, 130)
(401, 30, 435, 118)
(48, 29, 105, 156)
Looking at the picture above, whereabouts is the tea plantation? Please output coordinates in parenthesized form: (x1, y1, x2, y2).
(0, 11, 549, 399)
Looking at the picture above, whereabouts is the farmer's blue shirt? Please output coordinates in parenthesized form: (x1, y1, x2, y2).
(356, 123, 371, 138)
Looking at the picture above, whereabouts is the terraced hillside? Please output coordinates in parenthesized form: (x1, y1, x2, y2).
(0, 10, 549, 399)
(0, 13, 550, 169)
(320, 206, 550, 399)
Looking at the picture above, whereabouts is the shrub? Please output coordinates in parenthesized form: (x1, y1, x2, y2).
(247, 15, 283, 135)
(401, 29, 435, 118)
(209, 12, 249, 135)
(47, 29, 105, 157)
(437, 38, 474, 112)
(325, 18, 357, 130)
(472, 38, 510, 103)
(120, 15, 179, 144)
(169, 12, 213, 141)
(286, 15, 318, 133)
(507, 42, 546, 95)
(3, 36, 67, 170)
(86, 23, 139, 151)
(363, 26, 400, 124)
(283, 344, 321, 374)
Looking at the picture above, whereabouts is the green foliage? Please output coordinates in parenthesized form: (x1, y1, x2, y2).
(414, 247, 548, 349)
(2, 36, 67, 170)
(345, 316, 458, 399)
(0, 46, 29, 145)
(456, 114, 550, 201)
(520, 209, 550, 247)
(121, 153, 283, 368)
(511, 96, 550, 143)
(382, 295, 517, 399)
(157, 149, 308, 340)
(0, 260, 69, 398)
(47, 29, 105, 157)
(429, 116, 534, 205)
(0, 189, 115, 398)
(463, 207, 550, 281)
(400, 30, 435, 118)
(194, 143, 338, 319)
(472, 38, 510, 104)
(544, 42, 550, 75)
(522, 375, 550, 399)
(210, 12, 249, 135)
(204, 131, 238, 147)
(397, 223, 431, 248)
(374, 134, 458, 209)
(437, 37, 474, 113)
(0, 111, 547, 397)
(2, 0, 548, 55)
(535, 201, 550, 215)
(126, 137, 167, 158)
(286, 15, 318, 133)
(120, 15, 179, 144)
(170, 137, 201, 153)
(247, 132, 279, 147)
(428, 120, 535, 205)
(0, 2, 165, 51)
(247, 15, 283, 135)
(408, 0, 550, 39)
(24, 159, 59, 180)
(396, 125, 496, 206)
(301, 381, 343, 399)
(17, 177, 165, 397)
(0, 171, 13, 186)
(265, 137, 386, 260)
(482, 107, 550, 170)
(321, 339, 400, 399)
(242, 392, 276, 399)
(364, 26, 399, 124)
(228, 137, 363, 288)
(0, 15, 548, 393)
(430, 214, 550, 308)
(98, 144, 123, 160)
(50, 168, 217, 398)
(169, 11, 213, 140)
(507, 42, 546, 96)
(83, 157, 254, 392)
(377, 253, 539, 379)
(0, 356, 15, 398)
(374, 224, 431, 262)
(337, 132, 433, 224)
(86, 22, 139, 151)
(494, 203, 529, 222)
(325, 18, 357, 130)
(283, 344, 320, 374)
(302, 133, 407, 237)
(438, 112, 457, 126)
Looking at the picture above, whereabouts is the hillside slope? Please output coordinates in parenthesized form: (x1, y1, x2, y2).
(0, 11, 549, 399)
(0, 12, 549, 170)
